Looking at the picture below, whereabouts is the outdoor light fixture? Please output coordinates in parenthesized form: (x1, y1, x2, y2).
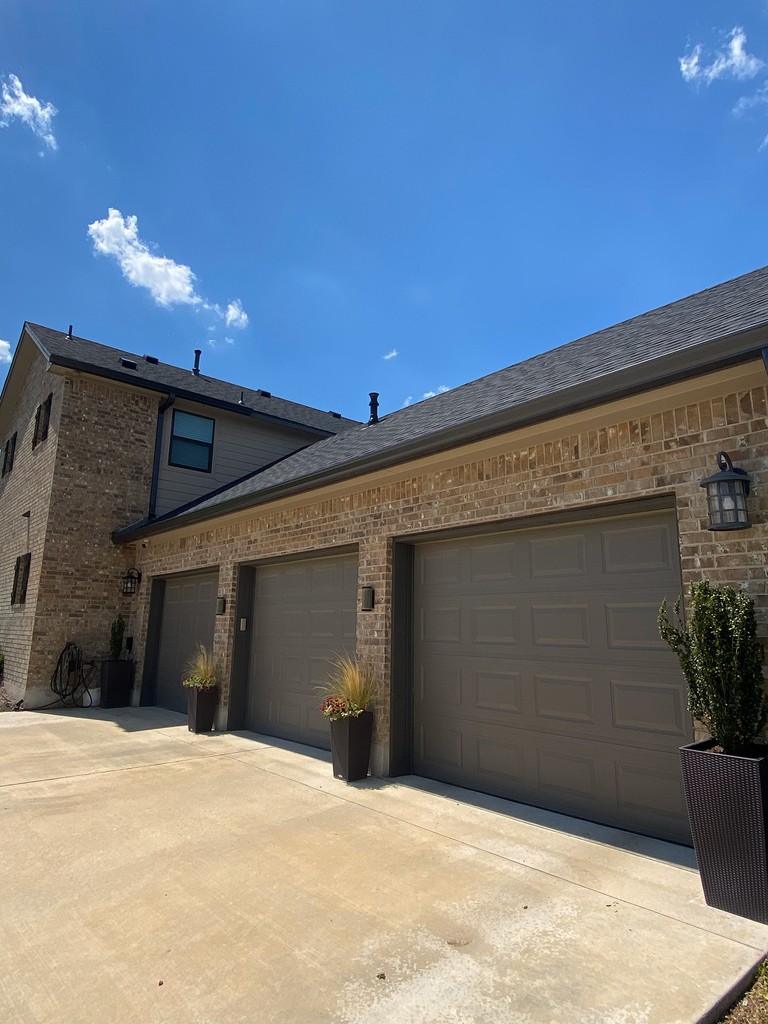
(122, 568, 142, 596)
(361, 586, 375, 611)
(216, 596, 227, 615)
(700, 452, 752, 531)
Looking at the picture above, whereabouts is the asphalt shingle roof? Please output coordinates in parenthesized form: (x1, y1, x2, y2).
(117, 264, 768, 537)
(24, 323, 359, 435)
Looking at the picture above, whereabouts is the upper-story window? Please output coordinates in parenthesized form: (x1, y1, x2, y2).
(1, 432, 17, 478)
(33, 393, 53, 449)
(169, 410, 215, 472)
(11, 552, 31, 605)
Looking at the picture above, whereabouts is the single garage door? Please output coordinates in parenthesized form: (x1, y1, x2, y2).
(154, 572, 218, 713)
(246, 552, 357, 748)
(413, 508, 692, 843)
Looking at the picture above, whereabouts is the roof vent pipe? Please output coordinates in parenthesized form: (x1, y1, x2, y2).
(67, 325, 73, 339)
(368, 392, 379, 425)
(193, 349, 201, 376)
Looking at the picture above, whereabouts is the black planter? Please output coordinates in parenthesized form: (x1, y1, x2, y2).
(187, 686, 218, 733)
(330, 711, 373, 782)
(680, 739, 768, 924)
(100, 660, 133, 708)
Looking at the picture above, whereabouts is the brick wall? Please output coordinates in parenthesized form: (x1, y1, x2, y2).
(127, 371, 768, 770)
(22, 372, 158, 705)
(0, 349, 62, 701)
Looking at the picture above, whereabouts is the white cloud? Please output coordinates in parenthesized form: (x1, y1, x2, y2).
(383, 349, 398, 360)
(402, 385, 450, 408)
(680, 27, 763, 84)
(0, 74, 57, 150)
(0, 339, 11, 364)
(87, 209, 248, 327)
(224, 300, 249, 329)
(207, 336, 235, 351)
(734, 82, 768, 116)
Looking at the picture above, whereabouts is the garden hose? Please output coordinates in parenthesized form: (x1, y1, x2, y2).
(37, 642, 97, 709)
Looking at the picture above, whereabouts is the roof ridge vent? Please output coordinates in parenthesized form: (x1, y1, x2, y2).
(120, 357, 138, 370)
(329, 411, 341, 419)
(144, 355, 159, 365)
(257, 389, 271, 398)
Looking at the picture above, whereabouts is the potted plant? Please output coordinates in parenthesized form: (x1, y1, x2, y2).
(659, 580, 768, 923)
(319, 655, 379, 782)
(182, 644, 219, 733)
(100, 614, 133, 708)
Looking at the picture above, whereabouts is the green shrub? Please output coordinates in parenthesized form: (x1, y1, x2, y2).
(109, 615, 125, 660)
(659, 581, 766, 756)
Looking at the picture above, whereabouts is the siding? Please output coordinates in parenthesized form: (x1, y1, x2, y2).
(154, 400, 321, 517)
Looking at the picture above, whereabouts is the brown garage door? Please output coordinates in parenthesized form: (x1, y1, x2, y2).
(413, 509, 692, 843)
(154, 571, 218, 714)
(246, 552, 357, 749)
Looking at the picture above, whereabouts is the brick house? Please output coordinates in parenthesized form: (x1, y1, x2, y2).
(3, 266, 768, 844)
(0, 323, 356, 708)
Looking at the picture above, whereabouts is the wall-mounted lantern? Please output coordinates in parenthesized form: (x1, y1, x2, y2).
(122, 568, 142, 596)
(361, 586, 375, 611)
(700, 451, 752, 531)
(216, 596, 227, 615)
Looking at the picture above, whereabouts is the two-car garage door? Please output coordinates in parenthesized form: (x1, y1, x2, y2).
(412, 509, 692, 843)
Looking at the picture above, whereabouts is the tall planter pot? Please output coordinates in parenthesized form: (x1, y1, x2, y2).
(330, 711, 373, 782)
(100, 660, 133, 708)
(680, 739, 768, 925)
(187, 686, 218, 734)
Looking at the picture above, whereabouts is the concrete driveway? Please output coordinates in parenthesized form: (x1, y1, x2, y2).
(1, 708, 767, 1024)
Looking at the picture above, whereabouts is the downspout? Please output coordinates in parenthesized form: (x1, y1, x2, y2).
(148, 393, 175, 519)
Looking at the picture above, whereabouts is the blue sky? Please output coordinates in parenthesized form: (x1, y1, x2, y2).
(2, 2, 768, 420)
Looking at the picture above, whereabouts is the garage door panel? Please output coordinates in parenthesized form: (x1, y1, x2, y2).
(413, 509, 692, 843)
(529, 532, 587, 579)
(605, 602, 671, 651)
(531, 603, 591, 648)
(533, 672, 595, 725)
(246, 552, 357, 749)
(601, 522, 676, 575)
(609, 678, 688, 739)
(470, 603, 520, 644)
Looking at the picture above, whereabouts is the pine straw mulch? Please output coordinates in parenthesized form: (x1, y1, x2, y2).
(719, 960, 768, 1023)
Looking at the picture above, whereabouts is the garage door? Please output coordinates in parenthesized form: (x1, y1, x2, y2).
(154, 572, 218, 713)
(246, 552, 357, 748)
(413, 509, 692, 843)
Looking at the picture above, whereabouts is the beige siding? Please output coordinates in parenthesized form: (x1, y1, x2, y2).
(154, 400, 320, 517)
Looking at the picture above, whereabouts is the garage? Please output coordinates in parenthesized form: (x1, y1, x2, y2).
(152, 571, 218, 713)
(412, 507, 693, 843)
(245, 551, 357, 749)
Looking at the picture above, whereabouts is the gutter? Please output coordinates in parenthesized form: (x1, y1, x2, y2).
(114, 325, 768, 544)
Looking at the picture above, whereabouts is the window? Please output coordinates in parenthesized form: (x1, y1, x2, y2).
(169, 410, 214, 472)
(11, 553, 31, 605)
(1, 432, 17, 477)
(33, 393, 53, 449)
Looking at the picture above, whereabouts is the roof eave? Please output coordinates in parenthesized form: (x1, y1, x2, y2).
(43, 351, 338, 438)
(114, 328, 768, 545)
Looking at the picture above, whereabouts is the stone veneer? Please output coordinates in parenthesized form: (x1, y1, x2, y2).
(124, 363, 768, 772)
